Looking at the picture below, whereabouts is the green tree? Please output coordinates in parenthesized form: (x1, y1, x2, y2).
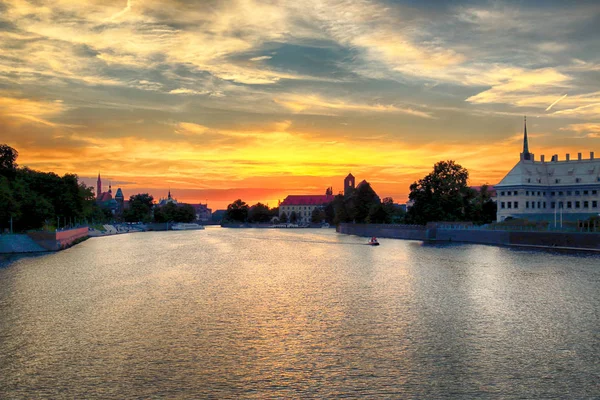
(407, 160, 472, 225)
(123, 193, 154, 222)
(382, 197, 406, 224)
(279, 211, 288, 223)
(289, 211, 298, 224)
(347, 181, 380, 223)
(332, 194, 350, 225)
(248, 202, 271, 223)
(225, 199, 249, 222)
(467, 184, 497, 224)
(311, 207, 326, 223)
(367, 203, 389, 224)
(0, 144, 18, 178)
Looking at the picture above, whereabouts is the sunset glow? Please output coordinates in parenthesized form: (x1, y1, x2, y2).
(2, 0, 599, 209)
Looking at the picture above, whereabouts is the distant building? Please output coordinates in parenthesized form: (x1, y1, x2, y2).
(344, 173, 355, 196)
(212, 210, 227, 223)
(192, 203, 212, 222)
(279, 195, 335, 223)
(158, 190, 177, 206)
(96, 173, 121, 214)
(495, 117, 600, 222)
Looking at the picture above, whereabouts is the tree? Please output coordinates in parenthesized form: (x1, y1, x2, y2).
(289, 211, 298, 224)
(279, 211, 288, 223)
(406, 160, 472, 225)
(225, 199, 249, 222)
(367, 203, 389, 224)
(311, 207, 326, 223)
(123, 193, 154, 222)
(0, 144, 18, 178)
(248, 202, 271, 223)
(332, 194, 350, 225)
(347, 181, 380, 223)
(467, 184, 497, 224)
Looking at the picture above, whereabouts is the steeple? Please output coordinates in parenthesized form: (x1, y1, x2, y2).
(521, 116, 533, 161)
(97, 173, 102, 199)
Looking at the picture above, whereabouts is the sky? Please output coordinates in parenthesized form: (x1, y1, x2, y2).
(1, 0, 599, 210)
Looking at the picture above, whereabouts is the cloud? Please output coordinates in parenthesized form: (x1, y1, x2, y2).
(560, 123, 600, 138)
(249, 56, 272, 61)
(275, 94, 435, 118)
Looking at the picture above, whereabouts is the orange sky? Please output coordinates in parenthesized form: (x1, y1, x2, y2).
(1, 1, 599, 210)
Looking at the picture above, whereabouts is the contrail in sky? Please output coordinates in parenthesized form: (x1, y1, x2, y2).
(546, 94, 567, 111)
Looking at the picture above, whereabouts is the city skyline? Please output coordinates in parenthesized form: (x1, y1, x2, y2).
(2, 0, 600, 210)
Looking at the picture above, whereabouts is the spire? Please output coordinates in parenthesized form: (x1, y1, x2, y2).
(97, 173, 102, 199)
(521, 116, 532, 161)
(523, 116, 529, 154)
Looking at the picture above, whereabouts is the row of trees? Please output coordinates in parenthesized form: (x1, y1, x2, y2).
(223, 160, 496, 227)
(224, 200, 279, 223)
(0, 144, 198, 232)
(0, 144, 104, 232)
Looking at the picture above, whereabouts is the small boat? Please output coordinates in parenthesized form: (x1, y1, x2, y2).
(368, 237, 380, 246)
(171, 223, 205, 230)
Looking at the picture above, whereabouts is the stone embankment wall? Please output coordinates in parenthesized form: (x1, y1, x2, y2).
(337, 224, 429, 241)
(337, 223, 600, 251)
(0, 227, 89, 254)
(0, 234, 47, 253)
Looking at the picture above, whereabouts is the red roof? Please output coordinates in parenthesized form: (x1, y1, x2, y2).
(97, 192, 113, 202)
(280, 195, 335, 206)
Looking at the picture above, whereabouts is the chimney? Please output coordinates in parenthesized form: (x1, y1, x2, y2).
(591, 152, 595, 160)
(566, 153, 570, 161)
(578, 152, 582, 161)
(541, 155, 545, 162)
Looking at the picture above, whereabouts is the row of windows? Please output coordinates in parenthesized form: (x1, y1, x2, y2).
(501, 201, 599, 209)
(526, 177, 600, 184)
(500, 190, 599, 196)
(281, 205, 318, 211)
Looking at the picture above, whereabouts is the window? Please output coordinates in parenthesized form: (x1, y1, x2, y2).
(559, 191, 564, 196)
(507, 202, 512, 209)
(593, 190, 598, 195)
(575, 191, 580, 195)
(584, 201, 589, 208)
(567, 201, 572, 208)
(584, 190, 589, 195)
(567, 191, 572, 196)
(551, 192, 556, 196)
(556, 179, 561, 183)
(559, 201, 564, 208)
(543, 202, 546, 208)
(551, 202, 556, 209)
(538, 202, 541, 208)
(501, 202, 505, 209)
(527, 178, 531, 183)
(537, 191, 541, 196)
(514, 191, 518, 196)
(593, 201, 598, 208)
(531, 202, 535, 209)
(575, 201, 580, 208)
(576, 178, 581, 183)
(526, 201, 530, 208)
(514, 202, 519, 209)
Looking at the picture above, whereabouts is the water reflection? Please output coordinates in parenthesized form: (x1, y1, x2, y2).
(1, 228, 598, 398)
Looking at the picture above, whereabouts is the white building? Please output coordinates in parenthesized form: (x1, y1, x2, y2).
(279, 195, 334, 224)
(496, 118, 600, 222)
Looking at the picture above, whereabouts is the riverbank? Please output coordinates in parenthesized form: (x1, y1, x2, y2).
(337, 223, 600, 252)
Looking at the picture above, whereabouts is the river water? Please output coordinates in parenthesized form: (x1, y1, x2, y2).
(0, 227, 598, 398)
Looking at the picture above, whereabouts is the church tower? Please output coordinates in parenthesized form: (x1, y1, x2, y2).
(97, 173, 102, 199)
(520, 116, 533, 161)
(344, 173, 355, 196)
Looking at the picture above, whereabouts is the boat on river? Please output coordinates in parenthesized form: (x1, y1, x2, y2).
(171, 223, 205, 230)
(368, 237, 380, 246)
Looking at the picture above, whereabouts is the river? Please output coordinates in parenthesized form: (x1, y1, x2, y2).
(0, 227, 598, 398)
